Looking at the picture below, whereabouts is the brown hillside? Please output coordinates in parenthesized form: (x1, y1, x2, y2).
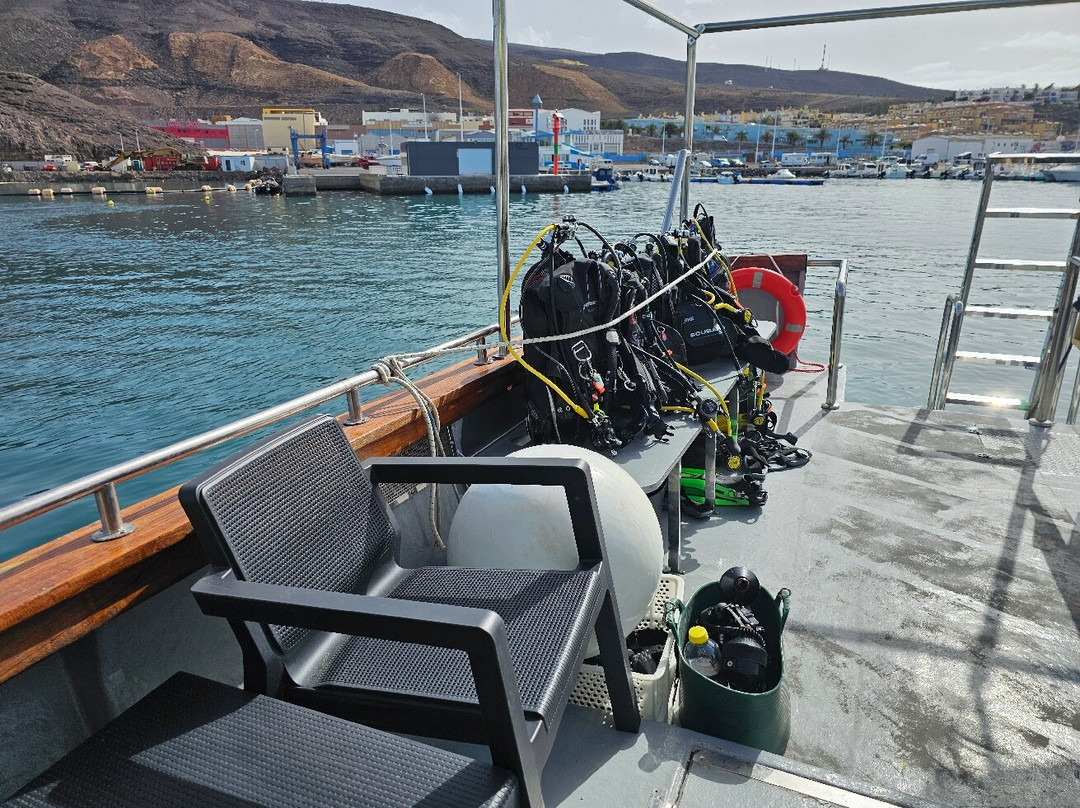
(528, 63, 627, 115)
(0, 71, 197, 161)
(368, 52, 485, 107)
(65, 35, 158, 81)
(166, 32, 368, 92)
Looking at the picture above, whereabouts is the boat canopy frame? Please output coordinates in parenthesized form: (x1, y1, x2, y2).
(490, 0, 1078, 329)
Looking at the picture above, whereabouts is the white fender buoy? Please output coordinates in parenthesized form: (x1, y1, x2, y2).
(457, 183, 463, 195)
(59, 187, 73, 195)
(91, 187, 107, 196)
(447, 444, 663, 656)
(489, 185, 495, 194)
(226, 184, 237, 192)
(520, 184, 526, 194)
(200, 184, 213, 192)
(27, 188, 41, 196)
(424, 186, 433, 195)
(563, 184, 569, 194)
(41, 188, 54, 198)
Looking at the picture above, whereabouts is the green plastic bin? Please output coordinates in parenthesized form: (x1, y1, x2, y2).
(668, 581, 791, 753)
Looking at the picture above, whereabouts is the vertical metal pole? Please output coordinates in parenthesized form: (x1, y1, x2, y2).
(928, 294, 962, 409)
(666, 468, 682, 574)
(1067, 352, 1080, 425)
(493, 0, 511, 358)
(937, 299, 966, 410)
(1029, 248, 1080, 425)
(958, 162, 995, 309)
(661, 149, 688, 234)
(343, 388, 366, 425)
(91, 482, 135, 542)
(703, 429, 717, 512)
(475, 334, 491, 365)
(822, 260, 848, 410)
(679, 34, 698, 224)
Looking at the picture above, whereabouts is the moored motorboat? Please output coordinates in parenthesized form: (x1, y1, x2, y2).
(1044, 166, 1080, 182)
(882, 163, 914, 179)
(744, 168, 825, 185)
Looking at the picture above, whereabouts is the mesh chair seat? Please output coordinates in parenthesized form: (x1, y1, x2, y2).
(4, 673, 517, 808)
(306, 567, 601, 727)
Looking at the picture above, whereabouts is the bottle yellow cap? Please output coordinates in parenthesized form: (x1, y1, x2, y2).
(688, 625, 709, 644)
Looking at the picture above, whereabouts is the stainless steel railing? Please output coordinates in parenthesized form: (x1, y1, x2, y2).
(0, 319, 516, 542)
(927, 294, 965, 409)
(810, 258, 849, 410)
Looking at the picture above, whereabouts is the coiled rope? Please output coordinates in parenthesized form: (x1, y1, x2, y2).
(371, 357, 447, 549)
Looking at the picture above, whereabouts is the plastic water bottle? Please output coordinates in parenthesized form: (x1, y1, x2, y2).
(684, 625, 720, 678)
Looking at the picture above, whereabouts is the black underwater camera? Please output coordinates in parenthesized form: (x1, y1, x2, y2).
(695, 567, 770, 692)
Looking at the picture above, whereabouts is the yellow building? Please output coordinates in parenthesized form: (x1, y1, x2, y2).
(262, 108, 319, 151)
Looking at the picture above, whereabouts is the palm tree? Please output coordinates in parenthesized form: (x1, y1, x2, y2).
(813, 125, 830, 149)
(838, 134, 853, 152)
(734, 130, 749, 149)
(864, 129, 882, 150)
(646, 123, 658, 138)
(784, 130, 803, 148)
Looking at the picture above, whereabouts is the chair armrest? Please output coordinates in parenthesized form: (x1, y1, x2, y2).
(191, 570, 537, 787)
(367, 456, 605, 563)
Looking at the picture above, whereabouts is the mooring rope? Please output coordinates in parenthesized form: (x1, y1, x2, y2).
(371, 357, 447, 549)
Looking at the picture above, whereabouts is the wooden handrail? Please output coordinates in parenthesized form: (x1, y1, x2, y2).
(0, 357, 524, 685)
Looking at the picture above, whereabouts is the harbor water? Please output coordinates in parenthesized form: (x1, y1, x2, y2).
(2, 179, 1078, 560)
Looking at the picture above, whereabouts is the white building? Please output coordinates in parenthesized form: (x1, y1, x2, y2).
(362, 108, 458, 125)
(208, 150, 256, 172)
(539, 108, 624, 155)
(911, 134, 1034, 161)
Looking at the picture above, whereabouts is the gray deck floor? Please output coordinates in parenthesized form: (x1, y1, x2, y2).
(540, 369, 1080, 807)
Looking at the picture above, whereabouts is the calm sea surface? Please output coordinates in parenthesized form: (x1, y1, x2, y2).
(2, 178, 1078, 559)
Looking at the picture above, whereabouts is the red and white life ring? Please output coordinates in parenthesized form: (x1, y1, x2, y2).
(730, 266, 807, 355)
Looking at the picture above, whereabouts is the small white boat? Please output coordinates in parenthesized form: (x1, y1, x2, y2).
(827, 161, 857, 178)
(882, 164, 913, 179)
(1044, 166, 1080, 182)
(854, 161, 882, 178)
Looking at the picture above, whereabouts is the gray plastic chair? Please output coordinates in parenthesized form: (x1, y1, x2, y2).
(3, 672, 518, 808)
(180, 414, 640, 808)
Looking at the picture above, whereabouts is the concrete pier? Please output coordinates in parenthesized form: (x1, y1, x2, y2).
(303, 170, 591, 195)
(282, 175, 318, 196)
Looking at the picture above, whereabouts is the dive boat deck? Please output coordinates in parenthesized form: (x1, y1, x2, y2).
(535, 368, 1079, 807)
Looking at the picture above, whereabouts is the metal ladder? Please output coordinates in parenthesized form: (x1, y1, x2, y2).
(928, 153, 1080, 425)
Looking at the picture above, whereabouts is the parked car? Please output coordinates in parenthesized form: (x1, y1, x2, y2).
(41, 163, 57, 171)
(79, 161, 101, 171)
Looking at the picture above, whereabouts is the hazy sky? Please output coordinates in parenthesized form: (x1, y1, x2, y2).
(324, 0, 1078, 90)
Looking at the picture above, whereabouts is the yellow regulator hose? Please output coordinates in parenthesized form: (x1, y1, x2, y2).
(500, 224, 590, 421)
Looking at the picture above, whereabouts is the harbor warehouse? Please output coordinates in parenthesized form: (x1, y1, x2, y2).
(262, 108, 320, 151)
(403, 142, 540, 176)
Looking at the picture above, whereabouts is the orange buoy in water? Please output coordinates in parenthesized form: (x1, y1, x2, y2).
(730, 266, 807, 356)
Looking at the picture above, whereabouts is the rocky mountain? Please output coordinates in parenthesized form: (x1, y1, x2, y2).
(506, 45, 952, 102)
(0, 0, 951, 158)
(0, 72, 194, 160)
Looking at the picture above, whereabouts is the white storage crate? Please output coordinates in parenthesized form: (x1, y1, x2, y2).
(568, 573, 684, 723)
